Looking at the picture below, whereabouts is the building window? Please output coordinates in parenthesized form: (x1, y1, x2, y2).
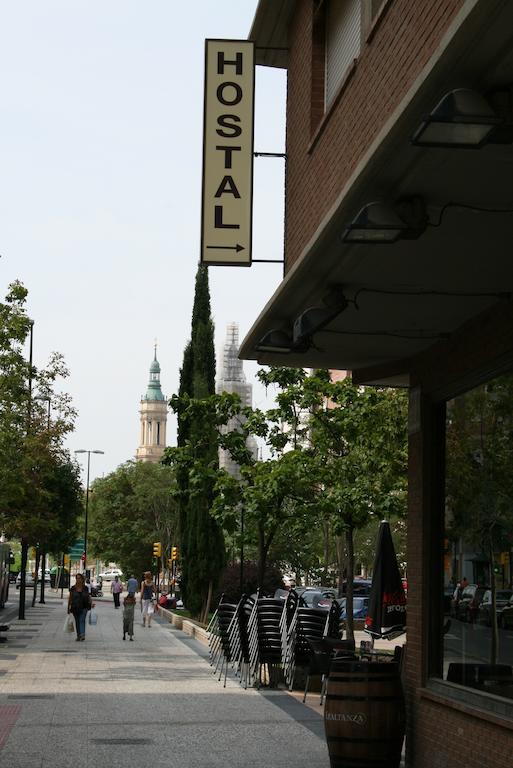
(440, 373, 513, 701)
(324, 0, 361, 108)
(156, 422, 160, 446)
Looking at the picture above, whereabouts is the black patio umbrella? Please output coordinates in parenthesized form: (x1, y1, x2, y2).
(364, 520, 406, 640)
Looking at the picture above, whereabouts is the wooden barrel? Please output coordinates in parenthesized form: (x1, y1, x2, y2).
(324, 659, 405, 768)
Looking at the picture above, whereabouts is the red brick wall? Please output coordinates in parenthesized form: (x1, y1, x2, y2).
(284, 0, 465, 271)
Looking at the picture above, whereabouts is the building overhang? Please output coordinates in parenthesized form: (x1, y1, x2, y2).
(248, 0, 294, 68)
(241, 0, 513, 386)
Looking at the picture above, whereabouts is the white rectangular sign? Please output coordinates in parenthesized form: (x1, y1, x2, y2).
(201, 39, 255, 266)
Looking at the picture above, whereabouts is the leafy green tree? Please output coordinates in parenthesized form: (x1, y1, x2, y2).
(0, 282, 82, 608)
(167, 367, 407, 634)
(88, 461, 178, 581)
(303, 373, 407, 638)
(0, 282, 32, 520)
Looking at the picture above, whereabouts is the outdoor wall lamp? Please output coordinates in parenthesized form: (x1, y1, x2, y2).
(255, 328, 293, 353)
(342, 196, 428, 244)
(257, 288, 349, 354)
(293, 294, 349, 349)
(411, 88, 504, 148)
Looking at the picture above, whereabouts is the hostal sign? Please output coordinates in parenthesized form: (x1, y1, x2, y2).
(201, 39, 255, 266)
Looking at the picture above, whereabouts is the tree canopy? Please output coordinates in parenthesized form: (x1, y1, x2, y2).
(88, 461, 178, 580)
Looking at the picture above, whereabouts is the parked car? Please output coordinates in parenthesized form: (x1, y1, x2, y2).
(455, 584, 488, 623)
(477, 589, 513, 626)
(99, 569, 123, 581)
(340, 596, 370, 620)
(300, 588, 337, 610)
(37, 568, 51, 584)
(15, 572, 35, 589)
(342, 579, 372, 596)
(499, 596, 513, 629)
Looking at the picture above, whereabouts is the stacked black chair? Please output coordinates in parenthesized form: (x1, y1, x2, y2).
(255, 596, 285, 688)
(313, 636, 357, 705)
(285, 601, 328, 690)
(230, 594, 255, 689)
(207, 594, 223, 668)
(209, 596, 238, 687)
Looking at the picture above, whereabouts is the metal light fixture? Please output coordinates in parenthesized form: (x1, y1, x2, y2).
(293, 291, 349, 348)
(343, 202, 408, 243)
(411, 88, 502, 148)
(255, 328, 293, 353)
(293, 308, 333, 347)
(257, 288, 349, 355)
(343, 196, 427, 244)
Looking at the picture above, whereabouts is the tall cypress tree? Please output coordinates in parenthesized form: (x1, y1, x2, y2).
(174, 266, 225, 620)
(175, 341, 193, 604)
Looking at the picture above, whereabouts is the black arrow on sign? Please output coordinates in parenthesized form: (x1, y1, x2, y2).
(206, 244, 245, 253)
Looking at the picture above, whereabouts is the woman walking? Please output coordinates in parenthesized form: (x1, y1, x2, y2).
(123, 593, 136, 640)
(140, 571, 156, 627)
(111, 575, 123, 608)
(68, 573, 93, 641)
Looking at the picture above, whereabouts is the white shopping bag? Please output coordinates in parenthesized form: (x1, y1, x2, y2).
(65, 614, 75, 633)
(88, 609, 98, 625)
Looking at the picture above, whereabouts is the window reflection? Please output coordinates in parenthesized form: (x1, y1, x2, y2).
(443, 374, 513, 700)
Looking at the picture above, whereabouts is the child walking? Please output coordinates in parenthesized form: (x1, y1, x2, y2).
(123, 593, 136, 641)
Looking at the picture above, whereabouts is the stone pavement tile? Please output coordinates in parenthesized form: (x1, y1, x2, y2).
(1, 594, 333, 768)
(0, 724, 50, 761)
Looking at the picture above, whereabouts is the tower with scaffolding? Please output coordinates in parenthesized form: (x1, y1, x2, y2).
(216, 322, 258, 477)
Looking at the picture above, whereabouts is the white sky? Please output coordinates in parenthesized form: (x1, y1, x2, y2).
(0, 1, 286, 481)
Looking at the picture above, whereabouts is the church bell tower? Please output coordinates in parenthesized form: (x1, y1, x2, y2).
(136, 345, 168, 463)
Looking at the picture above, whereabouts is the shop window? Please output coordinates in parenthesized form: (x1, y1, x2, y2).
(441, 373, 513, 701)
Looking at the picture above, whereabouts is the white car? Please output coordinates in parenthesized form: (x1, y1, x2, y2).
(99, 569, 123, 581)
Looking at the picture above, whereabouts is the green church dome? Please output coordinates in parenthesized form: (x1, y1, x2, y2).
(144, 347, 165, 401)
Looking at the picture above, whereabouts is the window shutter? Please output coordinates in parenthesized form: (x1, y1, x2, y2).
(325, 0, 361, 108)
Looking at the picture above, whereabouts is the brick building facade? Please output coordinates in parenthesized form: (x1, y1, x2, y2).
(240, 1, 513, 765)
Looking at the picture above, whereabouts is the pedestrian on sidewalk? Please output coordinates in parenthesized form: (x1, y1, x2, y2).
(140, 571, 156, 627)
(68, 573, 94, 641)
(111, 575, 123, 608)
(126, 574, 138, 596)
(123, 593, 136, 640)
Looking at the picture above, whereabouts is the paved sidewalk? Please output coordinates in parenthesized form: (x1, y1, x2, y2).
(0, 593, 329, 768)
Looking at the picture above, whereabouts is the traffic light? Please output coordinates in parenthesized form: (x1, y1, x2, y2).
(171, 546, 178, 561)
(153, 542, 162, 557)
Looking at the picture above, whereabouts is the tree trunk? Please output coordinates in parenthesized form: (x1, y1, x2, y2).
(323, 519, 330, 584)
(201, 579, 213, 625)
(18, 538, 28, 620)
(345, 527, 355, 642)
(32, 548, 41, 607)
(258, 522, 266, 588)
(39, 550, 46, 603)
(335, 534, 345, 596)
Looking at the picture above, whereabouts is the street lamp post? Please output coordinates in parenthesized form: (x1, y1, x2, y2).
(19, 319, 34, 621)
(74, 449, 104, 575)
(34, 395, 51, 604)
